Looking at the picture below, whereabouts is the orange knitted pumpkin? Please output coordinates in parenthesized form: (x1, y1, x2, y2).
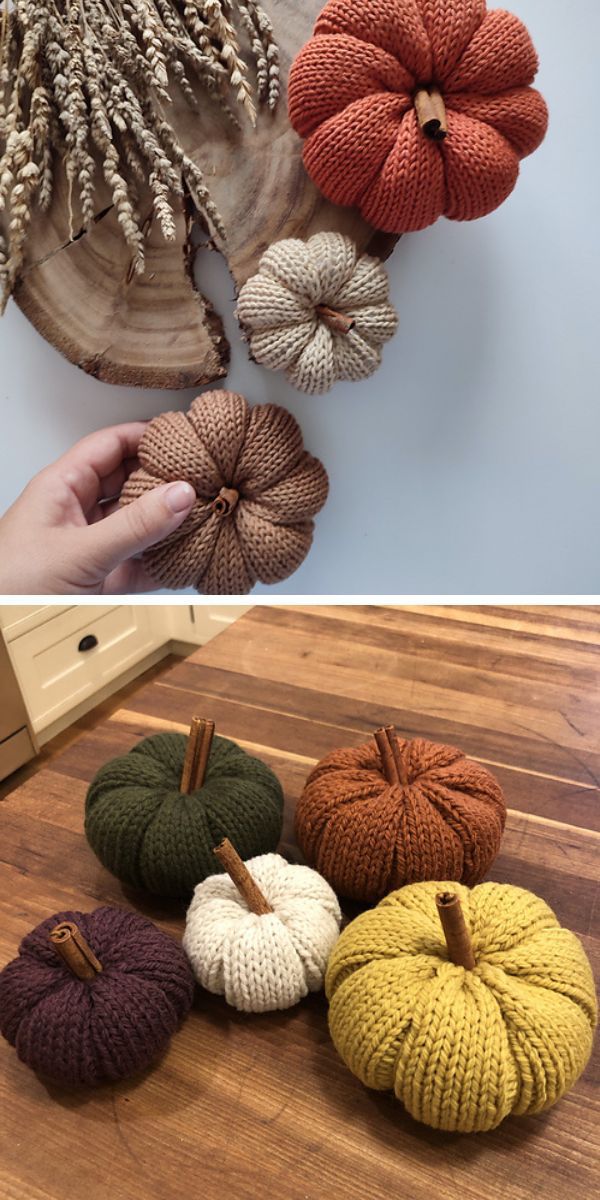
(288, 0, 548, 232)
(295, 727, 507, 903)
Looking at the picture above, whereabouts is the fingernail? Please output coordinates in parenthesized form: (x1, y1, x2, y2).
(165, 481, 196, 514)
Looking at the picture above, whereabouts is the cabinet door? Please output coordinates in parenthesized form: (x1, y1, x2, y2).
(0, 633, 36, 779)
(0, 634, 32, 741)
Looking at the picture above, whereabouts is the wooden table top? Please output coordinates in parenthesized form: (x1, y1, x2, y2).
(1, 605, 598, 1200)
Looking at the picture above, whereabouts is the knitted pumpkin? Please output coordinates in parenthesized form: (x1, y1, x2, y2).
(119, 390, 329, 594)
(326, 882, 597, 1132)
(295, 726, 506, 903)
(85, 720, 284, 899)
(183, 839, 342, 1012)
(0, 907, 194, 1087)
(288, 0, 549, 232)
(236, 232, 398, 394)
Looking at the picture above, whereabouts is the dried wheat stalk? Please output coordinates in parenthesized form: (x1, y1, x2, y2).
(0, 0, 280, 312)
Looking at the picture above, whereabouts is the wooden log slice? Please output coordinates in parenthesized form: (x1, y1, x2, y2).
(8, 0, 396, 390)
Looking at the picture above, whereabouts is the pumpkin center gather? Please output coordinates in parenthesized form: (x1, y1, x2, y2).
(315, 304, 355, 336)
(413, 86, 448, 141)
(210, 486, 240, 516)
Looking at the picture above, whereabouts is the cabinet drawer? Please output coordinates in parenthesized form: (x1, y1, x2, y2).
(8, 607, 165, 732)
(0, 606, 72, 640)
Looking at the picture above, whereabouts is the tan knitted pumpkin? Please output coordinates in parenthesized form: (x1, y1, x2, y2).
(237, 233, 398, 394)
(119, 391, 329, 594)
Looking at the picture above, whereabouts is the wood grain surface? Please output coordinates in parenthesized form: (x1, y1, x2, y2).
(0, 605, 598, 1200)
(9, 0, 392, 389)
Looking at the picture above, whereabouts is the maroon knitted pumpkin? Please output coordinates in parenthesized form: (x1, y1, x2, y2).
(0, 908, 194, 1086)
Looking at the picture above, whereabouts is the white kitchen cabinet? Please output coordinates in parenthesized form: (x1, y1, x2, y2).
(0, 604, 248, 743)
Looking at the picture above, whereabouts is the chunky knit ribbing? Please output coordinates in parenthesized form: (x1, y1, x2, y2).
(288, 0, 548, 232)
(119, 391, 329, 594)
(184, 853, 342, 1012)
(326, 881, 597, 1132)
(296, 736, 506, 903)
(0, 907, 194, 1086)
(237, 233, 398, 394)
(85, 733, 284, 899)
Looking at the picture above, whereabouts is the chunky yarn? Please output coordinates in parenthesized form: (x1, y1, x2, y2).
(326, 881, 597, 1132)
(288, 0, 548, 232)
(85, 732, 284, 899)
(184, 852, 342, 1012)
(0, 907, 194, 1087)
(236, 232, 398, 394)
(119, 391, 329, 594)
(295, 729, 506, 903)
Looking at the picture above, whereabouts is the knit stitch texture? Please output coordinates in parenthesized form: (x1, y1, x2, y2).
(237, 232, 398, 394)
(184, 853, 342, 1012)
(119, 391, 329, 594)
(85, 733, 284, 899)
(326, 881, 597, 1132)
(296, 735, 506, 903)
(288, 0, 548, 232)
(0, 907, 194, 1087)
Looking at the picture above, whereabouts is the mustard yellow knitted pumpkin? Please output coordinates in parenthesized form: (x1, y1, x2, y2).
(326, 881, 597, 1132)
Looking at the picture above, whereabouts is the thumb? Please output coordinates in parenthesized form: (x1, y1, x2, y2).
(86, 481, 196, 574)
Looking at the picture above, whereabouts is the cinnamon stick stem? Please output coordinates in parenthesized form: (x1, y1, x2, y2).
(374, 726, 409, 785)
(316, 304, 355, 336)
(414, 87, 448, 140)
(387, 726, 409, 785)
(181, 717, 215, 794)
(49, 921, 103, 980)
(374, 727, 399, 784)
(436, 892, 476, 969)
(211, 486, 239, 516)
(213, 838, 273, 916)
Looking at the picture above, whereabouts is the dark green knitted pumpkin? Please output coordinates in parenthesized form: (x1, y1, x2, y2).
(85, 732, 284, 899)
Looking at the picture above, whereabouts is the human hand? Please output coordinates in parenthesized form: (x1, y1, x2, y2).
(0, 423, 196, 594)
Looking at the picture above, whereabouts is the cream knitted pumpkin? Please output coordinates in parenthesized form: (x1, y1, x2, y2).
(183, 850, 342, 1012)
(236, 232, 398, 394)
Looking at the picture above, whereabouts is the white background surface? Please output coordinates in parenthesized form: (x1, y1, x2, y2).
(1, 0, 598, 596)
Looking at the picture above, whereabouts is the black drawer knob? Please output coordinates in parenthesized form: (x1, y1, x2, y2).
(78, 634, 98, 653)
